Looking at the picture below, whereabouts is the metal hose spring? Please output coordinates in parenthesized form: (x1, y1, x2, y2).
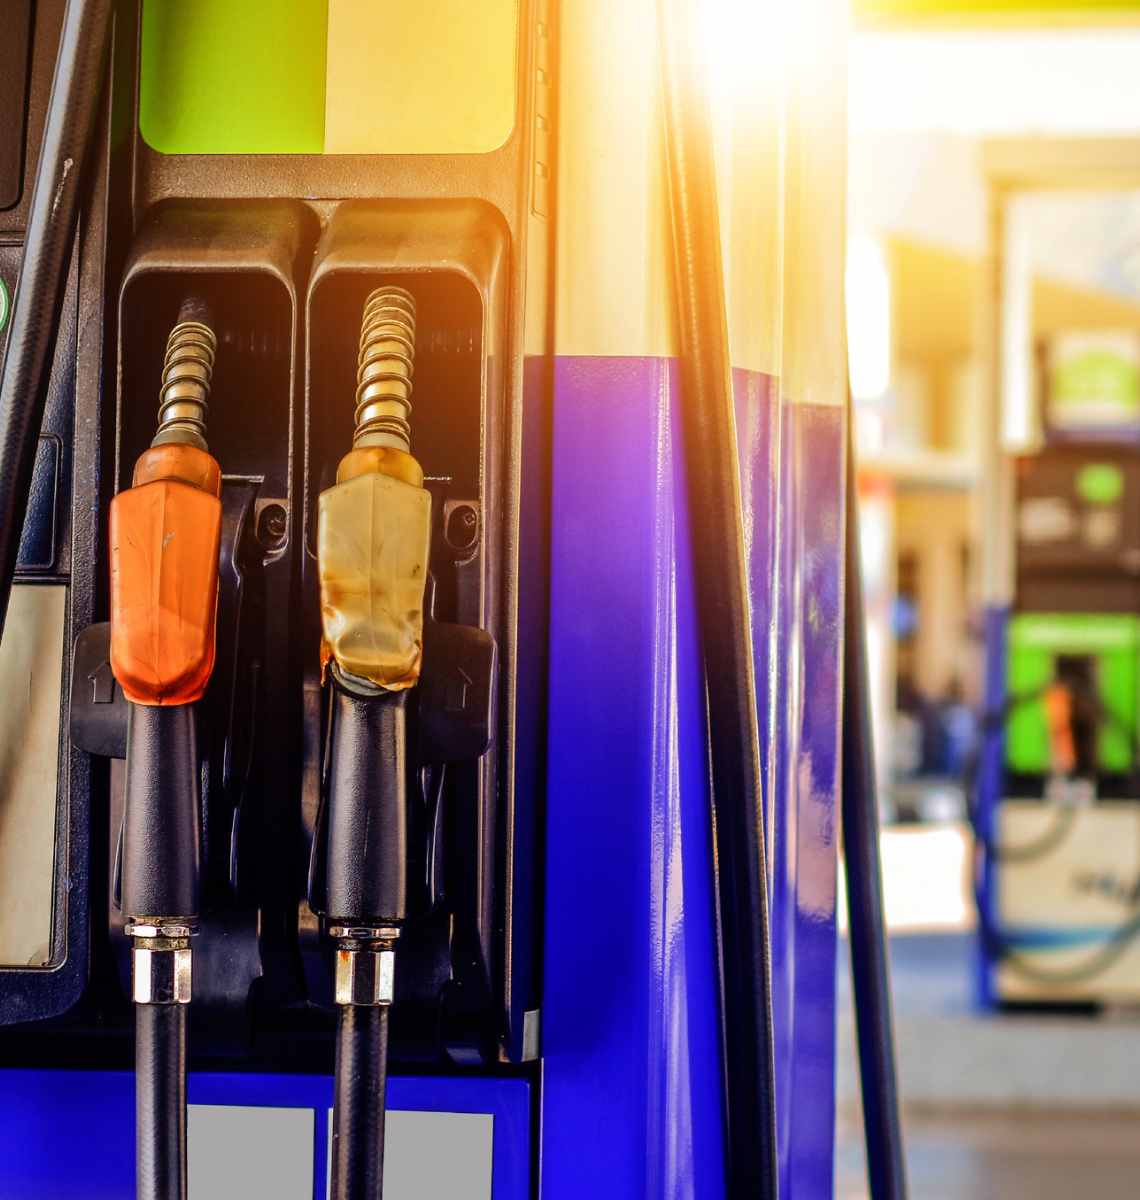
(153, 319, 217, 451)
(354, 287, 416, 452)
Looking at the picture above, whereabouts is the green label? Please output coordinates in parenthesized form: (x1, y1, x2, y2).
(1052, 350, 1140, 416)
(1076, 463, 1125, 505)
(0, 278, 8, 334)
(139, 0, 328, 154)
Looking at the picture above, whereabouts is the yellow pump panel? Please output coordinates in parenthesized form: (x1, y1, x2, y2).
(324, 0, 519, 154)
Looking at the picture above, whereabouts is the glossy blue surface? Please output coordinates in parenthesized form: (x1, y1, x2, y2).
(510, 353, 553, 1060)
(540, 356, 842, 1197)
(541, 356, 726, 1199)
(768, 399, 844, 1199)
(0, 1071, 529, 1199)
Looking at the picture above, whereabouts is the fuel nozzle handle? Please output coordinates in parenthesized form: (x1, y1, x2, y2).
(112, 305, 220, 926)
(315, 285, 430, 938)
(109, 303, 222, 1200)
(315, 288, 431, 1200)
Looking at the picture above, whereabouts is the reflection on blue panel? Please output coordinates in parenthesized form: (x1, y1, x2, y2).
(738, 382, 842, 1200)
(541, 356, 726, 1199)
(541, 357, 843, 1197)
(780, 402, 842, 1199)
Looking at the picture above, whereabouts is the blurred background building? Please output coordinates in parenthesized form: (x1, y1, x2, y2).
(842, 4, 1140, 1195)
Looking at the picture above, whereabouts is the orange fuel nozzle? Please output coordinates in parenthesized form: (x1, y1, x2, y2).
(110, 312, 223, 705)
(1043, 682, 1077, 776)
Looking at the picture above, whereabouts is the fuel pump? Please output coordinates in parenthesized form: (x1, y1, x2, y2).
(312, 287, 432, 1199)
(0, 3, 871, 1196)
(109, 303, 221, 1200)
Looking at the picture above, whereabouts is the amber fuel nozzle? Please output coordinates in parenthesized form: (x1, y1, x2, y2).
(313, 286, 432, 1200)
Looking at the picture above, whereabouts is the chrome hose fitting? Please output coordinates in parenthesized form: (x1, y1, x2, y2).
(152, 315, 217, 451)
(128, 921, 196, 1006)
(353, 286, 416, 452)
(330, 925, 400, 1007)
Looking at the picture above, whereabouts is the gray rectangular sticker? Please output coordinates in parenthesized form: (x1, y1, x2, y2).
(327, 1109, 494, 1200)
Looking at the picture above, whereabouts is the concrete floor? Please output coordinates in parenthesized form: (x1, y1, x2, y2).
(836, 932, 1140, 1196)
(836, 1110, 1140, 1199)
(838, 933, 1140, 1110)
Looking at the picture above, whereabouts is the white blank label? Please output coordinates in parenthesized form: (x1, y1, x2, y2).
(189, 1105, 315, 1200)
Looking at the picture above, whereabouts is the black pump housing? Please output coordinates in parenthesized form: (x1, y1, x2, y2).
(0, 0, 550, 1076)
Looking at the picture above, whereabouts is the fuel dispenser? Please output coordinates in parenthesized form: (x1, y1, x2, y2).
(0, 1, 528, 1195)
(979, 424, 1140, 1002)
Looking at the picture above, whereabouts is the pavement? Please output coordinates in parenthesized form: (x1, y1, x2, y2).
(836, 1108, 1140, 1200)
(838, 931, 1140, 1110)
(835, 930, 1140, 1197)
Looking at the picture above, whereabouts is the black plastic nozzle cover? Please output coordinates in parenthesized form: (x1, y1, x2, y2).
(121, 704, 201, 921)
(321, 680, 409, 925)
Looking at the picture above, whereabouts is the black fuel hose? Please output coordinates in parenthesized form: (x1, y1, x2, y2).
(0, 0, 113, 639)
(332, 1005, 390, 1199)
(658, 1, 778, 1194)
(842, 424, 908, 1200)
(136, 1003, 189, 1200)
(322, 680, 407, 1200)
(122, 702, 200, 1200)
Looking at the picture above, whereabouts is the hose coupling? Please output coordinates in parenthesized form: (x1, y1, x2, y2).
(330, 925, 400, 1007)
(128, 920, 197, 1006)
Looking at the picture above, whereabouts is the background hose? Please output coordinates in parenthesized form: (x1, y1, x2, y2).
(842, 422, 908, 1200)
(658, 0, 778, 1193)
(332, 1005, 390, 1200)
(985, 910, 1140, 986)
(0, 0, 113, 639)
(136, 1004, 188, 1200)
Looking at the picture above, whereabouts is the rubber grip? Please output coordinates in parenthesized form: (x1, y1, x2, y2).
(121, 703, 200, 921)
(324, 682, 408, 926)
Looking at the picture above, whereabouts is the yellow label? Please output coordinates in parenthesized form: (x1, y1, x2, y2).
(318, 472, 432, 690)
(324, 0, 519, 154)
